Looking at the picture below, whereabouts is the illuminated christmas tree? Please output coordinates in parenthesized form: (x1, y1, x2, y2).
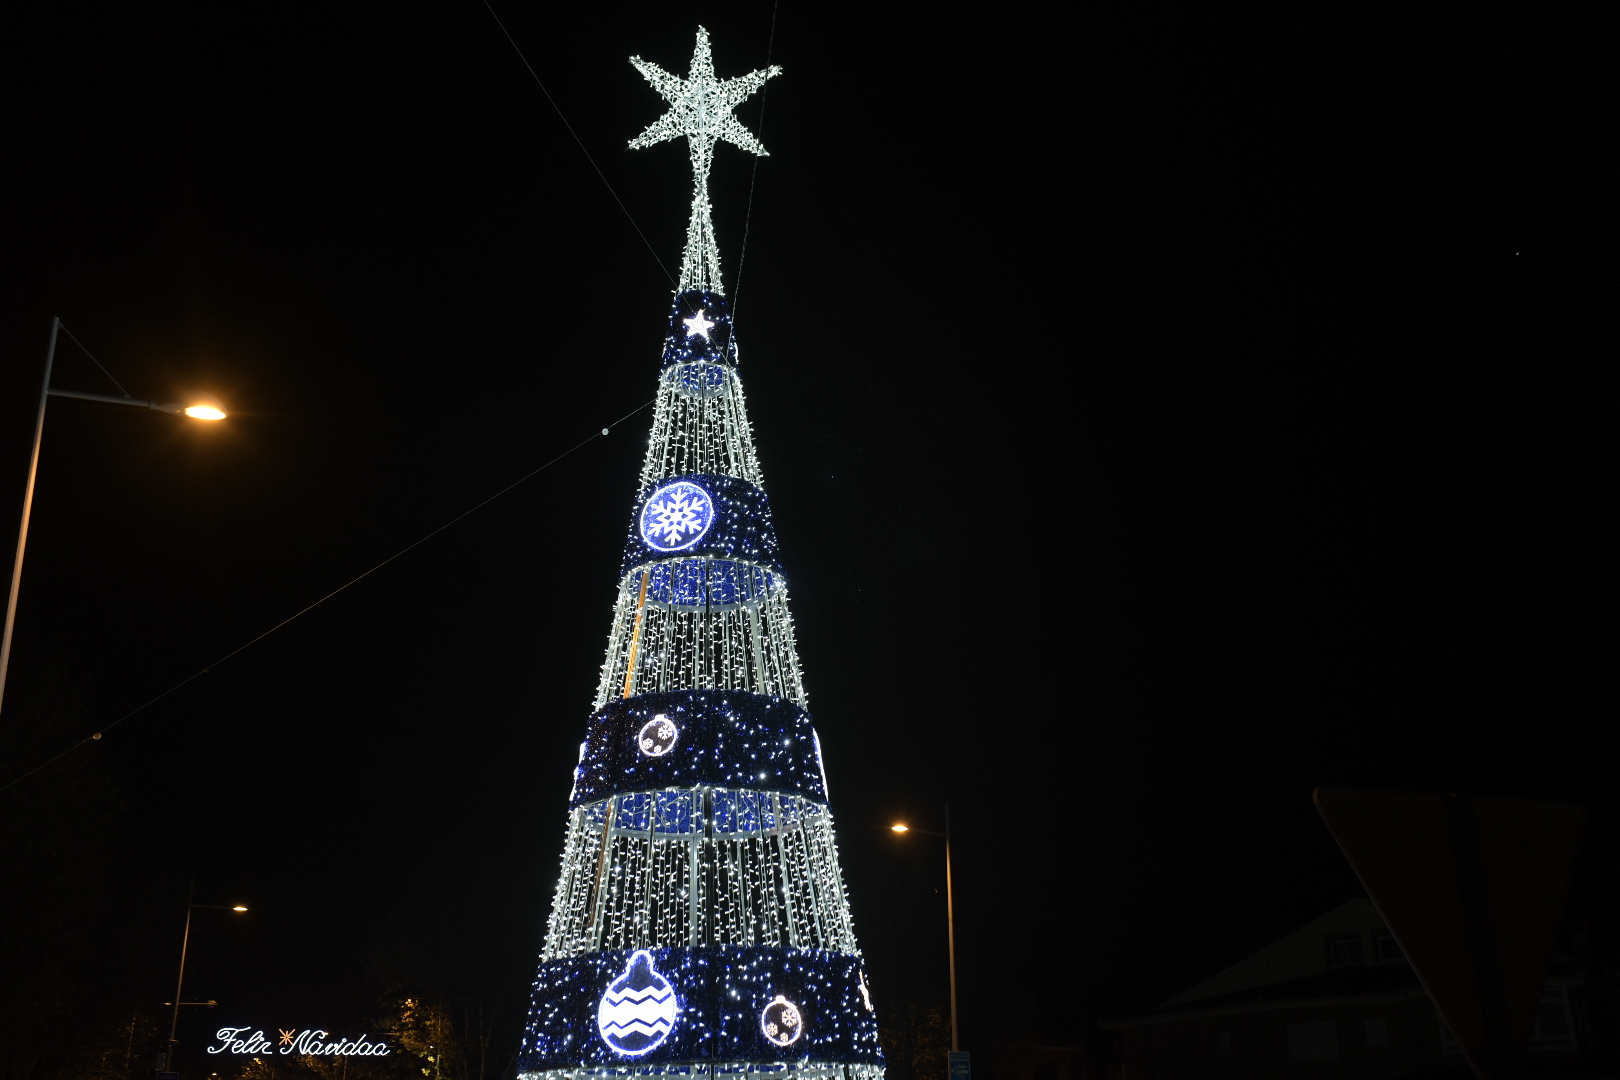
(518, 28, 884, 1080)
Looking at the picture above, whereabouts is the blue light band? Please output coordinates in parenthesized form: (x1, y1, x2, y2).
(571, 690, 826, 808)
(622, 475, 781, 576)
(520, 946, 881, 1071)
(630, 559, 781, 611)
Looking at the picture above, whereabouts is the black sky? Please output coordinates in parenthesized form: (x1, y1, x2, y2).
(0, 0, 1612, 1072)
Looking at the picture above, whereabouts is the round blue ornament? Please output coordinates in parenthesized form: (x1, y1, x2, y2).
(597, 950, 679, 1056)
(639, 480, 715, 552)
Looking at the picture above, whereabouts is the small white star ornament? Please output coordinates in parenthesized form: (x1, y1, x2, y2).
(682, 309, 716, 341)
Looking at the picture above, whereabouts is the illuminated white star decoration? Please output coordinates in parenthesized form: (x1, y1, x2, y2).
(683, 308, 716, 340)
(630, 27, 781, 293)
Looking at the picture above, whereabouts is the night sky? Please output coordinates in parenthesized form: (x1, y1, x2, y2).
(0, 2, 1610, 1075)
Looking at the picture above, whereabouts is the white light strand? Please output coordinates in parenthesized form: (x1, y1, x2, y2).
(593, 568, 807, 711)
(637, 364, 763, 493)
(542, 789, 860, 960)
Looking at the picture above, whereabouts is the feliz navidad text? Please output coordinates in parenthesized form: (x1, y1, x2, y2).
(207, 1027, 392, 1056)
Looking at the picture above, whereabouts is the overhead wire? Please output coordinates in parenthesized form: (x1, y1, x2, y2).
(57, 323, 133, 398)
(731, 0, 781, 320)
(0, 399, 655, 795)
(479, 0, 676, 289)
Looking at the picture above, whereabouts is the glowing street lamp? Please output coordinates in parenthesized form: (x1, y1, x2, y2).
(165, 882, 248, 1071)
(0, 318, 228, 713)
(182, 394, 227, 421)
(891, 805, 960, 1056)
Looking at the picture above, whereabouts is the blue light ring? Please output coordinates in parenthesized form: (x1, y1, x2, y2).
(619, 558, 782, 612)
(662, 361, 735, 400)
(576, 787, 832, 839)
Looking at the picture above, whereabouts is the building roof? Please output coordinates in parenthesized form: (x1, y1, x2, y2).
(1164, 897, 1413, 1009)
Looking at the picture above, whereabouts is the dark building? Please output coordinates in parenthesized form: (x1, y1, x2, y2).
(1090, 899, 1616, 1079)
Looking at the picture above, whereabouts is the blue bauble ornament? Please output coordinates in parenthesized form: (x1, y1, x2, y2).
(597, 950, 679, 1056)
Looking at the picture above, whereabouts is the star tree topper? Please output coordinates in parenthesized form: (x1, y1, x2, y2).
(630, 27, 780, 294)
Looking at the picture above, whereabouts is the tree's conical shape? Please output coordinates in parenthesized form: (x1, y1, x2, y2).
(518, 30, 882, 1080)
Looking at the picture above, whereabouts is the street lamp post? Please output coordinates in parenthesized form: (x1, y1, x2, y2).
(891, 804, 960, 1054)
(165, 880, 248, 1071)
(0, 316, 226, 714)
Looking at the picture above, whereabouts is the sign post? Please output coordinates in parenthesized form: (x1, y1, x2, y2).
(949, 1050, 971, 1080)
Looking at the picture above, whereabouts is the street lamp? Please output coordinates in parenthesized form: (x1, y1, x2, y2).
(165, 881, 248, 1071)
(0, 317, 227, 713)
(890, 804, 960, 1056)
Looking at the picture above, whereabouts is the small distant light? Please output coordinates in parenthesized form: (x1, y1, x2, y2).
(232, 905, 248, 912)
(891, 824, 909, 833)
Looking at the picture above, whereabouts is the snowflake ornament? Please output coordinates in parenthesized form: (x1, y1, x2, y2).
(760, 996, 803, 1047)
(638, 715, 679, 757)
(640, 480, 716, 552)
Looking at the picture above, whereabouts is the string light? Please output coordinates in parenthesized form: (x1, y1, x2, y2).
(541, 785, 858, 960)
(520, 26, 881, 1080)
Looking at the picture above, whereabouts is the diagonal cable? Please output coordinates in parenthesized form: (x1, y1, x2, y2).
(479, 0, 676, 288)
(0, 399, 655, 795)
(58, 323, 133, 398)
(731, 0, 780, 319)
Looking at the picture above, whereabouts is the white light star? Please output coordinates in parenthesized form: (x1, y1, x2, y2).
(630, 27, 780, 293)
(682, 309, 716, 341)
